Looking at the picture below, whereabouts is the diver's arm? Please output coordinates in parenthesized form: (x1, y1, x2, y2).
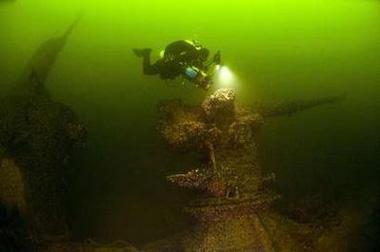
(205, 51, 221, 69)
(252, 95, 346, 118)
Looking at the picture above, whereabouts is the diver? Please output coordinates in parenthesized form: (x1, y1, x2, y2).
(133, 40, 221, 90)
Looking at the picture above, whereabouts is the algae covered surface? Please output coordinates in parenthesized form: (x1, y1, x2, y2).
(1, 0, 380, 251)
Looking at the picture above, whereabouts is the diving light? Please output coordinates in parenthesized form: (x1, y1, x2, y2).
(215, 65, 235, 87)
(219, 66, 233, 82)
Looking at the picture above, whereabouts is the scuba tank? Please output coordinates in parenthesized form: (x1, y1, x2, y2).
(161, 40, 222, 90)
(183, 66, 211, 90)
(182, 49, 222, 90)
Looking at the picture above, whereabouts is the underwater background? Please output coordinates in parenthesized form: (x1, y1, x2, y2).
(1, 0, 379, 249)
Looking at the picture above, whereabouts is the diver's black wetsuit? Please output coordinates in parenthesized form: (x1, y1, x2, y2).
(139, 40, 209, 80)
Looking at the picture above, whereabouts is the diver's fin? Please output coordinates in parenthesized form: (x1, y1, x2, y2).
(133, 48, 152, 58)
(15, 14, 83, 96)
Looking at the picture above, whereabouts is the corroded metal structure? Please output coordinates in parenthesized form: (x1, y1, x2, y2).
(0, 17, 86, 246)
(146, 88, 344, 251)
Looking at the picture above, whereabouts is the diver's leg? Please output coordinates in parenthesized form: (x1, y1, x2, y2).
(133, 48, 159, 75)
(142, 54, 160, 75)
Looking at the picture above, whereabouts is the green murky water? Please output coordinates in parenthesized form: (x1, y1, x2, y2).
(1, 0, 380, 249)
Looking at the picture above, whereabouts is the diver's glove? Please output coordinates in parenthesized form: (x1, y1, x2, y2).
(213, 50, 222, 65)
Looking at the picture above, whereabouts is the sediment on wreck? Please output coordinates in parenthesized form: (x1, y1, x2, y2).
(0, 17, 86, 246)
(0, 158, 27, 215)
(144, 88, 350, 251)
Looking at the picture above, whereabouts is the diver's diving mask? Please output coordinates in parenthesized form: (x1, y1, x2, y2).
(184, 66, 212, 90)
